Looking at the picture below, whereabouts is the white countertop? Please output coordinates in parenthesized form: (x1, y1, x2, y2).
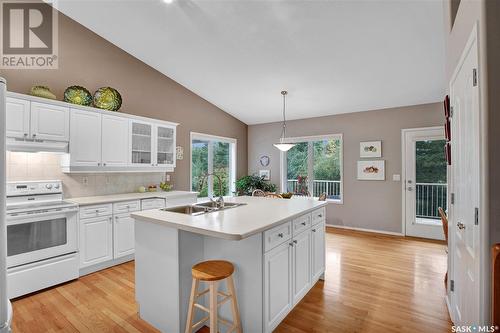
(68, 191, 197, 205)
(131, 196, 328, 240)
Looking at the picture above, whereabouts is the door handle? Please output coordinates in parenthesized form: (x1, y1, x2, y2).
(407, 187, 413, 191)
(457, 222, 465, 230)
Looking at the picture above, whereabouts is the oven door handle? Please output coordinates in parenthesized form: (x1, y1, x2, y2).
(7, 207, 79, 222)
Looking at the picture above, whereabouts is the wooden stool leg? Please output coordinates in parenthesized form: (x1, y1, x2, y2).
(185, 278, 199, 333)
(227, 276, 242, 333)
(209, 281, 218, 333)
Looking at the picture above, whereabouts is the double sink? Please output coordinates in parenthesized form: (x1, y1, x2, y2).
(161, 201, 246, 216)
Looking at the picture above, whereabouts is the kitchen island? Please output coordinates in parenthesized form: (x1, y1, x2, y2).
(131, 196, 328, 333)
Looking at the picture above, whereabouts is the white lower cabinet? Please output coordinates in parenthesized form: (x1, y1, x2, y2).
(79, 215, 113, 268)
(311, 221, 326, 282)
(263, 208, 326, 333)
(292, 229, 312, 305)
(264, 240, 293, 332)
(113, 213, 135, 259)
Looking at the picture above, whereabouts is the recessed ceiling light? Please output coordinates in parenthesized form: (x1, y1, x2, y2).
(163, 0, 174, 4)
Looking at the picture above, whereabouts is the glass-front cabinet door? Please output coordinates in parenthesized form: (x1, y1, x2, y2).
(130, 121, 153, 166)
(155, 125, 175, 167)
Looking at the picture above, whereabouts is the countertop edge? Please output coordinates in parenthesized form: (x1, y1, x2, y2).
(132, 201, 328, 240)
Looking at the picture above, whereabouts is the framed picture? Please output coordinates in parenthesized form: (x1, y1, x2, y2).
(360, 141, 382, 158)
(357, 160, 385, 181)
(259, 169, 271, 181)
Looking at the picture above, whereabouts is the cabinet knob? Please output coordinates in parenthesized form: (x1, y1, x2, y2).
(289, 242, 294, 247)
(301, 222, 306, 226)
(278, 233, 284, 238)
(32, 133, 36, 138)
(95, 209, 99, 213)
(293, 240, 298, 244)
(318, 214, 323, 218)
(98, 163, 101, 166)
(312, 229, 316, 232)
(23, 133, 28, 137)
(103, 163, 107, 166)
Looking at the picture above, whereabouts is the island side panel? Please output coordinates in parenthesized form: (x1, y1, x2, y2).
(202, 233, 263, 333)
(135, 221, 181, 333)
(178, 231, 205, 333)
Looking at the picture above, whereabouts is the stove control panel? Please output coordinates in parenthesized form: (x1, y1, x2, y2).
(7, 180, 63, 197)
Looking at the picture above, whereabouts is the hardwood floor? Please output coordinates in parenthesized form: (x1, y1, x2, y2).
(11, 228, 452, 333)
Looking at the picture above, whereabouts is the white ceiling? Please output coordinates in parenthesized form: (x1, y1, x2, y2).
(53, 0, 445, 125)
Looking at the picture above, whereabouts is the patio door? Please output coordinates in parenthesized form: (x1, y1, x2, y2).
(402, 127, 447, 240)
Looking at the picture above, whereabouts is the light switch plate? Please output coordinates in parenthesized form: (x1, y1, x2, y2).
(392, 174, 401, 181)
(166, 174, 171, 182)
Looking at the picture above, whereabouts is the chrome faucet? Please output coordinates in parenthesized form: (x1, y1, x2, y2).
(199, 173, 225, 209)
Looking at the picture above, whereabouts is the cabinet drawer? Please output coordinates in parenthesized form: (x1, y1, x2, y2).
(79, 204, 113, 219)
(311, 207, 326, 225)
(113, 200, 141, 214)
(264, 222, 292, 252)
(292, 214, 312, 235)
(141, 198, 166, 210)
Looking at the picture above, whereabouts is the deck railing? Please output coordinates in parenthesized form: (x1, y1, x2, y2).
(287, 179, 341, 198)
(416, 183, 448, 219)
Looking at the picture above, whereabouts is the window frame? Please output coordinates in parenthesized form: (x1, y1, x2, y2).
(190, 131, 237, 198)
(279, 133, 343, 204)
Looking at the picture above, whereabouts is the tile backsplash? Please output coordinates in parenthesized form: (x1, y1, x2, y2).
(6, 152, 165, 198)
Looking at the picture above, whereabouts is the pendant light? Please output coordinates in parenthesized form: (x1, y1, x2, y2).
(273, 90, 296, 152)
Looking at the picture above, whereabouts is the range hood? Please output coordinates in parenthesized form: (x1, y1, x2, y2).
(6, 137, 68, 153)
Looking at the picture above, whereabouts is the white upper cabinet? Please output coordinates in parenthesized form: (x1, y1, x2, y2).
(130, 120, 153, 167)
(69, 109, 102, 167)
(6, 97, 69, 142)
(102, 114, 129, 167)
(6, 97, 30, 139)
(155, 124, 175, 168)
(30, 102, 70, 141)
(7, 92, 178, 172)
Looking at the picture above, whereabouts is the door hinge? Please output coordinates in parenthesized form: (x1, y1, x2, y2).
(450, 279, 455, 292)
(475, 207, 479, 225)
(450, 193, 455, 205)
(473, 68, 478, 87)
(450, 106, 454, 118)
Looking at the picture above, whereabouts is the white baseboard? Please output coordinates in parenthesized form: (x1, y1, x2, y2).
(326, 224, 404, 236)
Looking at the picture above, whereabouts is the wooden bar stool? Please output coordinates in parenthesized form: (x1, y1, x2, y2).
(185, 260, 242, 333)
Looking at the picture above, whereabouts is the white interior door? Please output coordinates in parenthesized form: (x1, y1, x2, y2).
(403, 127, 447, 240)
(449, 25, 481, 325)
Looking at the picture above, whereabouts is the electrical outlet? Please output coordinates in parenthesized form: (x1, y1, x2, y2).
(166, 174, 171, 182)
(392, 174, 401, 181)
(105, 176, 111, 185)
(82, 176, 89, 186)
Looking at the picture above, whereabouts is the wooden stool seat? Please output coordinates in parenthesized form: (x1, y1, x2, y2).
(192, 260, 234, 281)
(185, 260, 242, 333)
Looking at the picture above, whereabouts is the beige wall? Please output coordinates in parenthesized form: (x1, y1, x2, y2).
(0, 6, 247, 195)
(248, 103, 442, 234)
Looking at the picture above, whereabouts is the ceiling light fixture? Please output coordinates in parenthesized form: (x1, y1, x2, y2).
(273, 91, 296, 152)
(163, 0, 174, 4)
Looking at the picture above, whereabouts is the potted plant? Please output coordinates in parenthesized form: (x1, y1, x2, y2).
(235, 175, 277, 196)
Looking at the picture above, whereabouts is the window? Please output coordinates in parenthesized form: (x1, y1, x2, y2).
(190, 132, 237, 198)
(281, 134, 343, 202)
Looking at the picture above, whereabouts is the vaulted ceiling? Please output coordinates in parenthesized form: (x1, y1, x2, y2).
(53, 0, 445, 125)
